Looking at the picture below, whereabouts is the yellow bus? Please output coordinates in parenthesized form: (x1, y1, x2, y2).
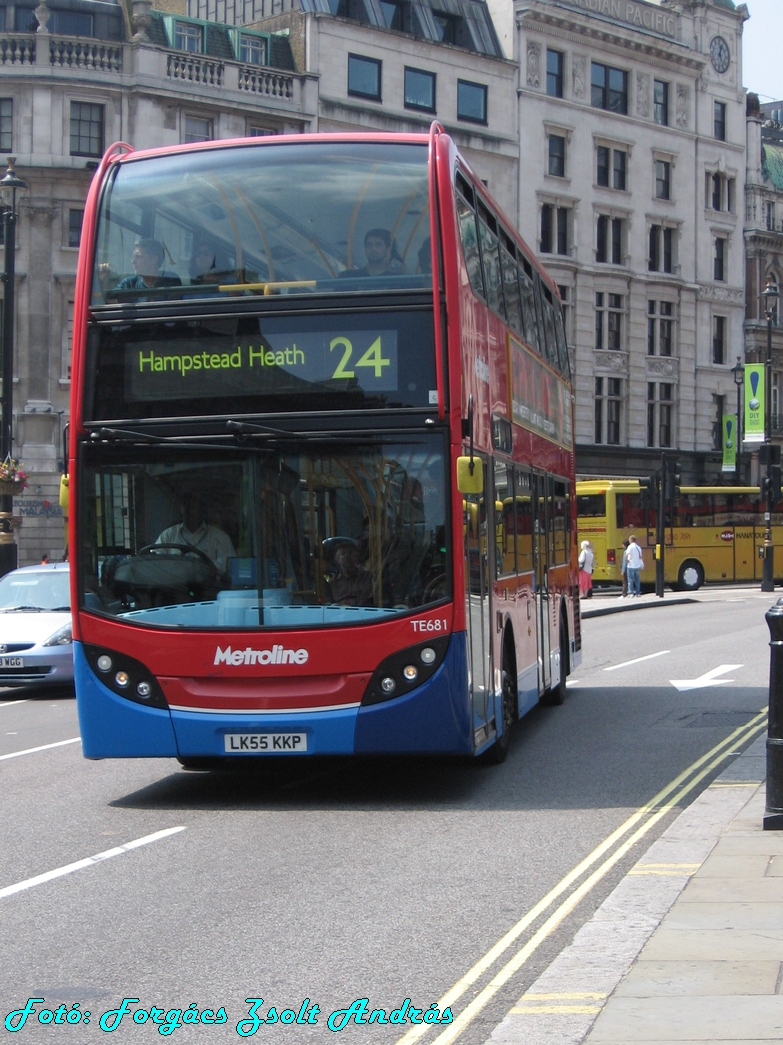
(576, 480, 783, 591)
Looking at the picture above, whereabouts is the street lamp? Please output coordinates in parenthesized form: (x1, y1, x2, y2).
(761, 276, 779, 592)
(732, 355, 744, 481)
(0, 157, 27, 578)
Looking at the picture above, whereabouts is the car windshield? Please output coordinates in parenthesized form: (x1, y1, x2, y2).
(0, 570, 70, 611)
(79, 435, 449, 629)
(92, 141, 432, 305)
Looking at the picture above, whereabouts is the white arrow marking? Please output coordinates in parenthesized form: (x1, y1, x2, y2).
(670, 664, 743, 692)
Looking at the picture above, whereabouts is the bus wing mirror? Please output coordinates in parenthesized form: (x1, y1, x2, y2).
(59, 474, 69, 513)
(456, 456, 483, 494)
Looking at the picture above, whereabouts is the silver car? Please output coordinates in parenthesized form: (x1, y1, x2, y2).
(0, 562, 72, 689)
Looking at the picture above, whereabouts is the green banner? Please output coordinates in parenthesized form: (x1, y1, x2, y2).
(722, 413, 737, 472)
(744, 364, 765, 444)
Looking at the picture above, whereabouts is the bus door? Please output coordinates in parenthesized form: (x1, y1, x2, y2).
(733, 525, 756, 581)
(534, 472, 551, 693)
(463, 455, 493, 747)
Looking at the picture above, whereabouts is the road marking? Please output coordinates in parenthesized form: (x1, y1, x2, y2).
(670, 664, 743, 691)
(0, 737, 80, 761)
(0, 827, 186, 901)
(0, 699, 27, 708)
(604, 650, 670, 672)
(394, 708, 767, 1045)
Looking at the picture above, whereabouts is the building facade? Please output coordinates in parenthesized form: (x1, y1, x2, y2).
(488, 0, 749, 483)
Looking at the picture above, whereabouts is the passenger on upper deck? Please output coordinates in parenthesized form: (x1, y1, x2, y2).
(189, 237, 225, 286)
(115, 239, 182, 293)
(341, 229, 407, 278)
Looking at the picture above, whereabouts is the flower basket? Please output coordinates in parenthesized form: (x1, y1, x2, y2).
(0, 458, 28, 495)
(0, 481, 22, 496)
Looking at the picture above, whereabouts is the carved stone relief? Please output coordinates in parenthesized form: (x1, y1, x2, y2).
(572, 56, 587, 100)
(676, 84, 689, 128)
(595, 350, 628, 376)
(527, 42, 541, 89)
(636, 74, 650, 118)
(646, 357, 679, 379)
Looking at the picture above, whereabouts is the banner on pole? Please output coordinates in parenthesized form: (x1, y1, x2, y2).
(744, 364, 765, 444)
(722, 413, 737, 472)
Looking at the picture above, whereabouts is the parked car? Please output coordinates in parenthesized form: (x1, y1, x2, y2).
(0, 562, 72, 689)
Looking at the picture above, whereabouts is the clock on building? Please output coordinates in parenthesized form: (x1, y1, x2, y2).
(710, 36, 730, 74)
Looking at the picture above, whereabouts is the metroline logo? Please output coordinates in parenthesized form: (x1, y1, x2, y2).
(214, 645, 309, 667)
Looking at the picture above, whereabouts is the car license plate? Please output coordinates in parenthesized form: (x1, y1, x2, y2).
(0, 657, 23, 668)
(224, 733, 308, 753)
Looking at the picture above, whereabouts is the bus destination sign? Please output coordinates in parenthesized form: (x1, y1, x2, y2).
(127, 329, 399, 401)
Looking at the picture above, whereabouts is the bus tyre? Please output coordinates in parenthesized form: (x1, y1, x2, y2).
(677, 559, 704, 592)
(544, 620, 569, 706)
(481, 642, 517, 765)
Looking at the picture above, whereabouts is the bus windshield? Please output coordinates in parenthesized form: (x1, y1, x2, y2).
(79, 435, 448, 629)
(92, 141, 432, 305)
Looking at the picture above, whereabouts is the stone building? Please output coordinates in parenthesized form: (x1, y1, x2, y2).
(745, 95, 783, 473)
(487, 0, 750, 483)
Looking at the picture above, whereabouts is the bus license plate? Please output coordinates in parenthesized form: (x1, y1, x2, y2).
(224, 733, 308, 753)
(0, 657, 23, 668)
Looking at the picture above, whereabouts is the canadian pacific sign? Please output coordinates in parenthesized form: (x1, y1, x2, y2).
(560, 0, 677, 38)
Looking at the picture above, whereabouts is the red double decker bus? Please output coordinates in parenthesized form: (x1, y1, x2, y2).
(70, 125, 581, 765)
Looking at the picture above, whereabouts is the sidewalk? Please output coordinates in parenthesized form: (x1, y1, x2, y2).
(580, 582, 779, 618)
(486, 735, 783, 1045)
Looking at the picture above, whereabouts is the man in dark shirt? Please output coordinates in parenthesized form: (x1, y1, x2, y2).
(115, 239, 181, 292)
(342, 229, 406, 278)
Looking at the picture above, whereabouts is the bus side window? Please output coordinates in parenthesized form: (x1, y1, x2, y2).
(456, 193, 484, 298)
(515, 468, 534, 573)
(518, 259, 539, 354)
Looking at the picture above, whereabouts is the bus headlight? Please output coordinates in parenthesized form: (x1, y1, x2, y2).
(84, 644, 168, 709)
(362, 635, 450, 706)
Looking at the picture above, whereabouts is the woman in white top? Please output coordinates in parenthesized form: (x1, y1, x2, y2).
(578, 540, 595, 599)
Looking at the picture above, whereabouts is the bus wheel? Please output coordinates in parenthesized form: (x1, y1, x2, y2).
(481, 642, 517, 765)
(677, 560, 704, 592)
(543, 620, 569, 706)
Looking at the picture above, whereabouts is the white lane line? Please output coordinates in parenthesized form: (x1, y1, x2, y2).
(604, 650, 670, 672)
(0, 827, 187, 901)
(0, 737, 80, 761)
(0, 699, 28, 708)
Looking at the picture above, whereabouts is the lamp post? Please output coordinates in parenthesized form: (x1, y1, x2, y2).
(761, 276, 779, 593)
(0, 157, 27, 578)
(732, 356, 744, 481)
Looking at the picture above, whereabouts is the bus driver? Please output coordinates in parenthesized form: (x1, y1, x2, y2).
(156, 492, 236, 576)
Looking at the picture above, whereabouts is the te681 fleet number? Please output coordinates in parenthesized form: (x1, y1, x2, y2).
(411, 618, 448, 633)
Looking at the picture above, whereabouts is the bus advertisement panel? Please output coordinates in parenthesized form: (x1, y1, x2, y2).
(69, 128, 580, 766)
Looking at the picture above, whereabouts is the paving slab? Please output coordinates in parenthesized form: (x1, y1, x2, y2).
(613, 959, 780, 997)
(586, 996, 783, 1042)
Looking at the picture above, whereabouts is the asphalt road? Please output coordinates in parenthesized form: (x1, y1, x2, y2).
(0, 587, 774, 1045)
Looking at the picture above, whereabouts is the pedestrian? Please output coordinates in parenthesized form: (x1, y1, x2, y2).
(620, 538, 629, 597)
(578, 539, 594, 599)
(625, 535, 644, 597)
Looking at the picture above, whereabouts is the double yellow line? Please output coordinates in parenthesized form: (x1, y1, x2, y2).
(395, 708, 768, 1045)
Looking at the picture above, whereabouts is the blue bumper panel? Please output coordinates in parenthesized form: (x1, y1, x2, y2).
(171, 704, 358, 757)
(74, 643, 178, 758)
(354, 632, 472, 754)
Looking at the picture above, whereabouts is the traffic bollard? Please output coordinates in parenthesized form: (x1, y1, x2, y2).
(764, 598, 783, 829)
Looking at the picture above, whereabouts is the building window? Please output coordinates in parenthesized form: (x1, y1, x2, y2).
(595, 292, 623, 350)
(708, 172, 735, 213)
(596, 146, 626, 190)
(457, 80, 487, 124)
(0, 99, 11, 152)
(767, 202, 777, 232)
(653, 79, 669, 125)
(175, 21, 202, 52)
(240, 34, 266, 64)
(404, 67, 435, 112)
(558, 283, 573, 345)
(348, 54, 381, 101)
(714, 101, 726, 141)
(596, 215, 624, 264)
(247, 125, 276, 136)
(591, 62, 628, 114)
(432, 10, 461, 43)
(52, 10, 93, 34)
(713, 236, 727, 281)
(547, 49, 564, 98)
(713, 315, 727, 364)
(647, 382, 674, 448)
(541, 204, 569, 255)
(183, 115, 212, 143)
(595, 376, 622, 444)
(69, 101, 103, 157)
(68, 208, 84, 249)
(648, 301, 674, 356)
(655, 159, 671, 200)
(648, 225, 674, 273)
(548, 134, 566, 177)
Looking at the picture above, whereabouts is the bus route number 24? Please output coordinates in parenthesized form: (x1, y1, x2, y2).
(412, 618, 447, 633)
(330, 335, 390, 380)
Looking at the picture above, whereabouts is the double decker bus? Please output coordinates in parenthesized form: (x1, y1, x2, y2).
(70, 126, 581, 765)
(577, 479, 783, 590)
